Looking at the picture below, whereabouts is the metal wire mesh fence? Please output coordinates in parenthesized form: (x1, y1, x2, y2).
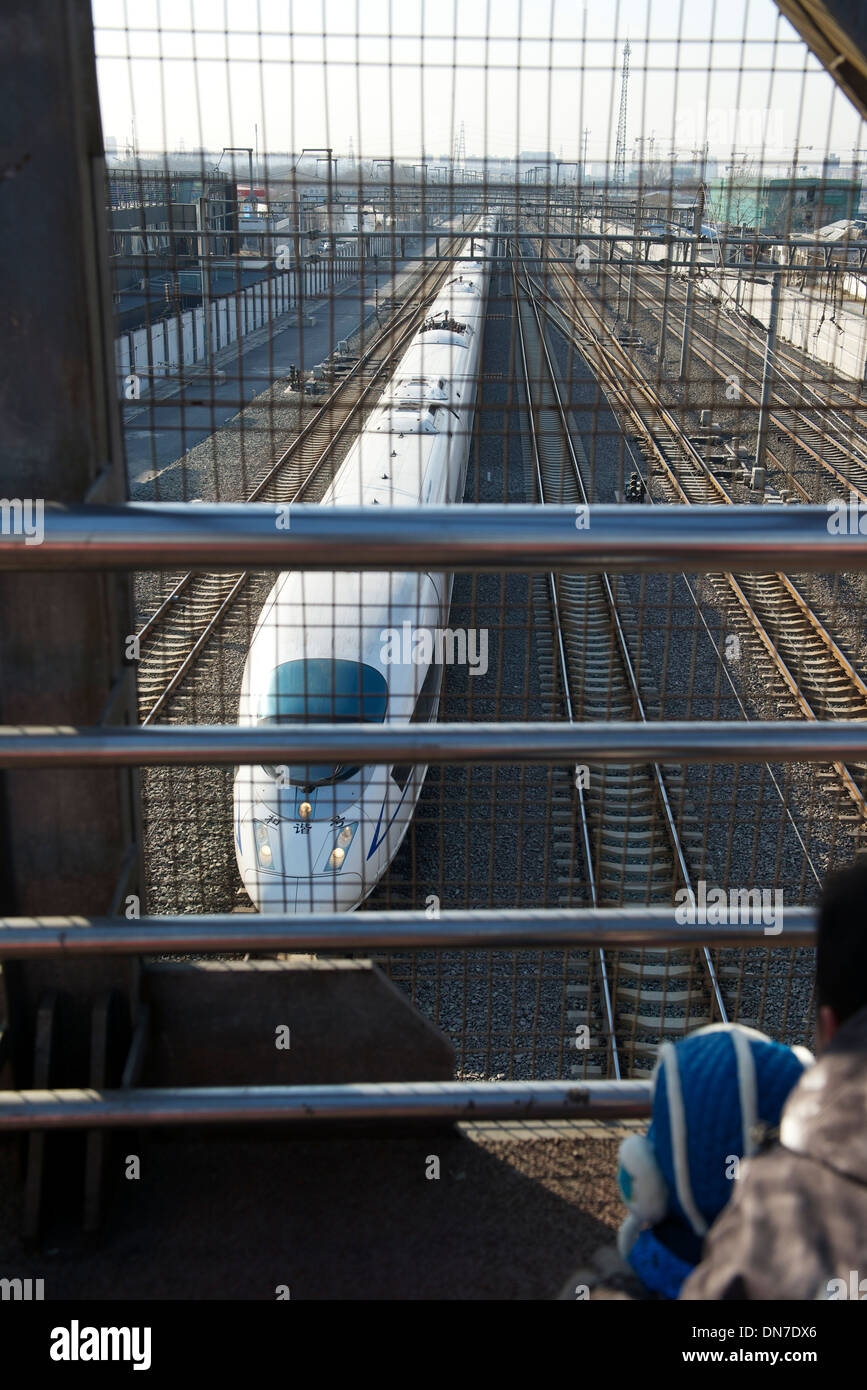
(52, 0, 867, 1081)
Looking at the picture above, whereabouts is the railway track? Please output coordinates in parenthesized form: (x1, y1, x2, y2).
(135, 243, 474, 723)
(525, 235, 867, 832)
(512, 254, 725, 1078)
(639, 265, 867, 502)
(577, 231, 867, 504)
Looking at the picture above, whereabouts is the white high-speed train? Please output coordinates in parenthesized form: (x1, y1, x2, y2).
(234, 219, 496, 911)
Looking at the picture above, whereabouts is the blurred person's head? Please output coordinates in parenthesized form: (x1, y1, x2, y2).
(816, 855, 867, 1052)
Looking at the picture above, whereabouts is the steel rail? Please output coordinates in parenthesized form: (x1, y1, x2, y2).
(607, 257, 867, 504)
(513, 245, 867, 730)
(635, 254, 867, 414)
(645, 262, 867, 415)
(550, 264, 867, 802)
(523, 255, 827, 890)
(635, 269, 867, 502)
(536, 263, 867, 817)
(511, 254, 621, 1077)
(516, 267, 699, 887)
(530, 249, 867, 820)
(515, 253, 729, 1034)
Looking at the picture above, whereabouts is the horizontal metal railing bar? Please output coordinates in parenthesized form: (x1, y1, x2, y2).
(2, 504, 866, 573)
(0, 908, 815, 957)
(110, 252, 848, 276)
(126, 227, 867, 252)
(109, 253, 850, 276)
(1, 721, 866, 767)
(0, 1081, 653, 1130)
(514, 230, 862, 249)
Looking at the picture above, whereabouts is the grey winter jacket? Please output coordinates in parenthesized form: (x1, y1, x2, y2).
(681, 1003, 867, 1300)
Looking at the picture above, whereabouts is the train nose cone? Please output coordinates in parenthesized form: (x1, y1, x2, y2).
(295, 875, 365, 913)
(238, 812, 367, 913)
(241, 870, 294, 912)
(245, 871, 364, 914)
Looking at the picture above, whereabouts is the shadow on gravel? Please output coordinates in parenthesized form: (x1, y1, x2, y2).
(0, 1128, 622, 1300)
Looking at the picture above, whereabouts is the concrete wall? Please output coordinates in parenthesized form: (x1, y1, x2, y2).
(114, 247, 360, 396)
(843, 271, 867, 301)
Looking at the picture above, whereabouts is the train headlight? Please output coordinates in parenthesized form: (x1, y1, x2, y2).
(328, 821, 357, 869)
(298, 801, 312, 820)
(254, 821, 273, 869)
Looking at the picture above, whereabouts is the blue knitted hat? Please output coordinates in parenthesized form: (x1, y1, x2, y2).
(617, 1023, 812, 1296)
(648, 1024, 811, 1234)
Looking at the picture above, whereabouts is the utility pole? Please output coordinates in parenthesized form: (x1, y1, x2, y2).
(657, 268, 672, 372)
(753, 272, 782, 493)
(196, 195, 212, 365)
(455, 121, 466, 178)
(293, 147, 335, 277)
(678, 181, 705, 380)
(626, 198, 639, 326)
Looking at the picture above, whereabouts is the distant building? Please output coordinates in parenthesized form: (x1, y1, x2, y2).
(706, 178, 765, 231)
(110, 202, 198, 297)
(707, 175, 861, 233)
(786, 218, 867, 270)
(637, 160, 718, 185)
(106, 170, 241, 329)
(762, 176, 861, 232)
(236, 185, 269, 212)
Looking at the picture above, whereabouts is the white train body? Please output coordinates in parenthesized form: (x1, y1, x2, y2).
(234, 221, 495, 911)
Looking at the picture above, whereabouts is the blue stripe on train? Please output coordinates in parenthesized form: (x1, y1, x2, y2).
(367, 775, 413, 859)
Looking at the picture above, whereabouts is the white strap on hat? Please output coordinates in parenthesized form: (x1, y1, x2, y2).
(661, 1042, 709, 1238)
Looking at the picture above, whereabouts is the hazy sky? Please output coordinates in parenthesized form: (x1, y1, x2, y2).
(92, 0, 866, 167)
